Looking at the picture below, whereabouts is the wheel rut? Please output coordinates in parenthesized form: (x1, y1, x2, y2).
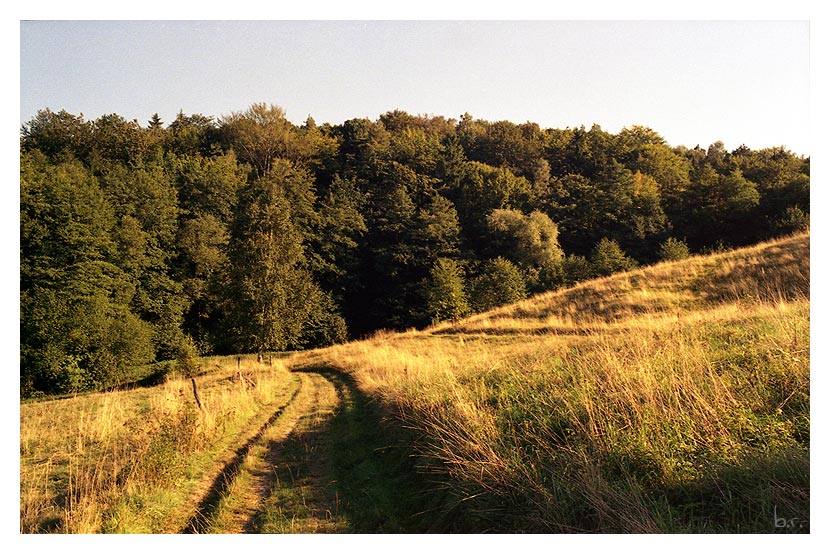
(179, 375, 303, 534)
(181, 366, 428, 534)
(221, 371, 342, 533)
(181, 370, 343, 533)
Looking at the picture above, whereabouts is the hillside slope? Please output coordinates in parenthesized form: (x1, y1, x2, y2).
(289, 231, 810, 532)
(20, 232, 809, 533)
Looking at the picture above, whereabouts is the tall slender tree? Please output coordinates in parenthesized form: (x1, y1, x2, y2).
(226, 160, 311, 352)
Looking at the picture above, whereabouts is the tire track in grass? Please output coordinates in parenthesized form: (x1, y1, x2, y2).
(215, 371, 340, 533)
(180, 375, 305, 533)
(184, 366, 435, 534)
(249, 367, 432, 533)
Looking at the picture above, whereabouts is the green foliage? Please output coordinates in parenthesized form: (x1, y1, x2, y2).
(387, 120, 443, 175)
(470, 258, 527, 312)
(774, 206, 809, 235)
(21, 264, 155, 395)
(21, 156, 117, 270)
(174, 335, 201, 378)
(226, 161, 314, 352)
(223, 158, 349, 352)
(591, 238, 638, 277)
(415, 194, 462, 261)
(308, 175, 367, 290)
(220, 103, 304, 176)
(336, 117, 392, 182)
(550, 163, 667, 259)
(165, 111, 218, 156)
(19, 105, 810, 395)
(357, 182, 421, 330)
(562, 254, 595, 286)
(458, 117, 543, 179)
(485, 208, 564, 290)
(295, 289, 349, 349)
(658, 237, 691, 262)
(620, 127, 691, 203)
(455, 162, 534, 228)
(423, 259, 471, 324)
(99, 161, 180, 248)
(20, 154, 156, 395)
(21, 109, 93, 160)
(679, 165, 762, 249)
(90, 113, 148, 165)
(171, 151, 246, 224)
(177, 214, 229, 283)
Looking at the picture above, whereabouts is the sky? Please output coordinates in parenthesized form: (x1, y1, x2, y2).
(19, 19, 811, 155)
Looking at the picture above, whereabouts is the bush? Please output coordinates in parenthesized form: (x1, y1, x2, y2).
(174, 336, 201, 377)
(591, 238, 637, 277)
(20, 280, 156, 396)
(774, 206, 809, 235)
(470, 258, 527, 312)
(423, 258, 471, 324)
(659, 237, 691, 262)
(562, 254, 594, 286)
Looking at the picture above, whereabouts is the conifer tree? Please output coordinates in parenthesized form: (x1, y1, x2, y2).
(590, 238, 637, 277)
(658, 237, 691, 261)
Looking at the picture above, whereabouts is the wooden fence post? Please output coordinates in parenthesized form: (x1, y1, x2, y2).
(190, 377, 204, 411)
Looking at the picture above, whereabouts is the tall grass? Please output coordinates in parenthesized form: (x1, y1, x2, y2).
(297, 232, 809, 532)
(20, 355, 297, 533)
(21, 232, 810, 533)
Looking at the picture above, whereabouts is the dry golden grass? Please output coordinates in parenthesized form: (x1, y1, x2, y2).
(20, 232, 810, 533)
(288, 232, 810, 532)
(20, 355, 298, 533)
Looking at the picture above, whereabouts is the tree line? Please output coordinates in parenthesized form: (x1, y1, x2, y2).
(20, 104, 810, 396)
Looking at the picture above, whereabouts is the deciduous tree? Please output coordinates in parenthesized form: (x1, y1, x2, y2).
(423, 258, 471, 324)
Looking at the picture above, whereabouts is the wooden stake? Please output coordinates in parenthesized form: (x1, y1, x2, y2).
(190, 377, 203, 411)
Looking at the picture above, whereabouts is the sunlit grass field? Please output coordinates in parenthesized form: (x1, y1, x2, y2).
(292, 231, 810, 532)
(20, 356, 299, 533)
(20, 232, 809, 533)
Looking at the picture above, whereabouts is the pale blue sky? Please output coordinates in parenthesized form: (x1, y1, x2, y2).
(20, 20, 810, 154)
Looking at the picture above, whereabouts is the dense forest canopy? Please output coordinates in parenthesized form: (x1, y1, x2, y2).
(20, 104, 810, 396)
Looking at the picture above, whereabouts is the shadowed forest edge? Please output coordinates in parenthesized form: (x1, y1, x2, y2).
(20, 104, 808, 397)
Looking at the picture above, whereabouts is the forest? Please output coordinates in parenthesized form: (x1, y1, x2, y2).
(19, 104, 810, 397)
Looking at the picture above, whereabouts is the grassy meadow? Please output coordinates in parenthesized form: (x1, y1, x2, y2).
(291, 231, 810, 532)
(20, 356, 300, 533)
(20, 232, 810, 533)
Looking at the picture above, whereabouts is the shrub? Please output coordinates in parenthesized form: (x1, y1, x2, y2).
(774, 206, 809, 235)
(423, 258, 471, 324)
(174, 335, 201, 377)
(470, 257, 527, 312)
(562, 254, 594, 286)
(659, 237, 691, 262)
(590, 238, 637, 277)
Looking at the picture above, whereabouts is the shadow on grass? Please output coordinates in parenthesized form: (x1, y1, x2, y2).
(180, 385, 301, 534)
(252, 366, 468, 533)
(659, 448, 810, 533)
